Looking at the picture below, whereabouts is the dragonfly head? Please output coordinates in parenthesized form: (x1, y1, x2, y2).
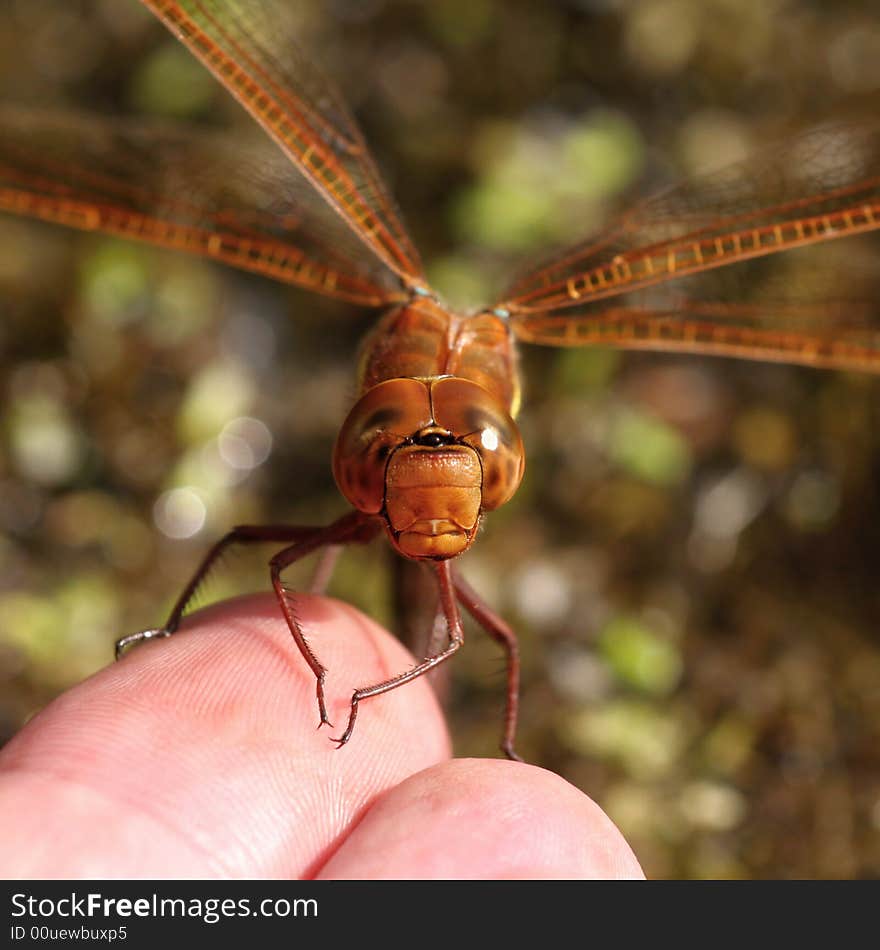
(333, 377, 525, 560)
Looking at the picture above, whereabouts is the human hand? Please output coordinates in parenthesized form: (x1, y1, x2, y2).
(0, 594, 643, 879)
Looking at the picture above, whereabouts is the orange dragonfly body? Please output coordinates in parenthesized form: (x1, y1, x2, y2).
(1, 0, 879, 758)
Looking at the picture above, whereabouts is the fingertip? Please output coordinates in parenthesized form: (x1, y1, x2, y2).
(317, 758, 645, 880)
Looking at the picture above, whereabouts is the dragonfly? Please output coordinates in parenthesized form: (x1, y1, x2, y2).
(1, 0, 879, 761)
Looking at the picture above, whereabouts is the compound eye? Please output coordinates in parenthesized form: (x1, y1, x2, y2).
(333, 379, 433, 513)
(430, 377, 524, 510)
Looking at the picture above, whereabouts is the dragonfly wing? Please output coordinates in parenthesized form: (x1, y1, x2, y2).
(499, 121, 880, 315)
(0, 106, 405, 306)
(510, 234, 880, 373)
(140, 0, 425, 284)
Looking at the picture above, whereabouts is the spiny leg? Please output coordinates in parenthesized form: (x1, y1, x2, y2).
(452, 568, 522, 762)
(332, 559, 465, 748)
(115, 523, 326, 659)
(269, 510, 382, 729)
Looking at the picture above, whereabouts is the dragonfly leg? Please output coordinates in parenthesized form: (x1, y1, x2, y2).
(269, 511, 382, 729)
(452, 568, 522, 762)
(115, 522, 328, 660)
(331, 559, 464, 748)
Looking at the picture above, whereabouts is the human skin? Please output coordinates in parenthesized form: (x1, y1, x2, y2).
(0, 593, 644, 879)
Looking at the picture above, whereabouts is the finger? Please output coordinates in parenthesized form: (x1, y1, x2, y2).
(0, 593, 451, 878)
(316, 758, 644, 879)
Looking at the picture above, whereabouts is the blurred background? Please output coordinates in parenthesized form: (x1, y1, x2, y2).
(1, 0, 880, 878)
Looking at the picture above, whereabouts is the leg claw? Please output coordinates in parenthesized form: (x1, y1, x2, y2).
(115, 627, 171, 660)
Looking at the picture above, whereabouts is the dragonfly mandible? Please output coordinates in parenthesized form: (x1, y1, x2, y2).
(1, 0, 879, 760)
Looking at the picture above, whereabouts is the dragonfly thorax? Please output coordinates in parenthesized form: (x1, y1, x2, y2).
(333, 376, 525, 560)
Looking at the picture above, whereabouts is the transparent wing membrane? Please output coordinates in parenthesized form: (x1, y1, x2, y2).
(140, 0, 424, 284)
(503, 122, 880, 309)
(0, 107, 404, 306)
(513, 302, 880, 372)
(500, 122, 880, 372)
